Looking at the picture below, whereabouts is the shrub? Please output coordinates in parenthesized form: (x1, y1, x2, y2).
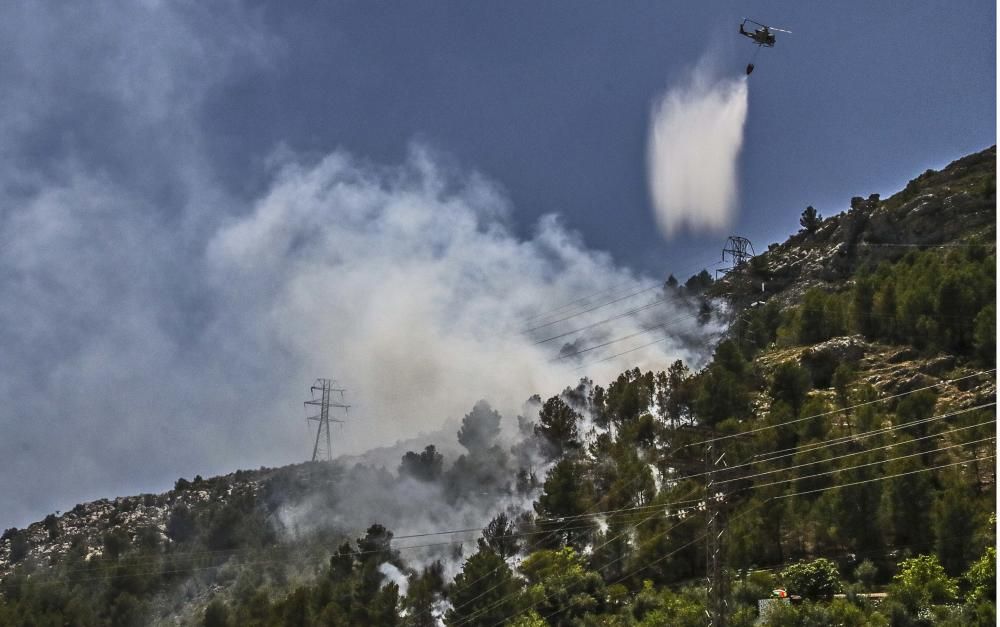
(781, 558, 841, 600)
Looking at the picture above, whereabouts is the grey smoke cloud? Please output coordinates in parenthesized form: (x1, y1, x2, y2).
(0, 3, 719, 530)
(647, 62, 749, 237)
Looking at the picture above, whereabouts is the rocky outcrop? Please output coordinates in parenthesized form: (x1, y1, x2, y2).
(714, 146, 996, 308)
(0, 472, 263, 577)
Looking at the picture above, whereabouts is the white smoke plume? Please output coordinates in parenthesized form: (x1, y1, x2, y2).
(379, 562, 409, 596)
(0, 2, 723, 529)
(646, 64, 749, 236)
(0, 140, 723, 529)
(205, 146, 719, 456)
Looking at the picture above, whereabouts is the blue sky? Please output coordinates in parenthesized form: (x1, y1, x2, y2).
(208, 1, 995, 272)
(0, 2, 994, 528)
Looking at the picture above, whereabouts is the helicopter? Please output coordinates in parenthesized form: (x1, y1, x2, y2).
(739, 18, 790, 75)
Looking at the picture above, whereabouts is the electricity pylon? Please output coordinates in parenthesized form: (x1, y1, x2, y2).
(304, 378, 349, 462)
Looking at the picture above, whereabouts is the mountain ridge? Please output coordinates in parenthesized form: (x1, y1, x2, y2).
(1, 147, 995, 626)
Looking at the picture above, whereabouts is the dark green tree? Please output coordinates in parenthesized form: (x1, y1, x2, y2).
(694, 341, 750, 425)
(684, 269, 714, 293)
(102, 529, 130, 559)
(8, 530, 29, 563)
(604, 368, 655, 425)
(973, 304, 995, 365)
(797, 289, 840, 344)
(519, 547, 605, 625)
(369, 584, 400, 627)
(534, 458, 592, 549)
(878, 438, 933, 549)
(403, 561, 445, 627)
(446, 549, 520, 627)
(831, 364, 855, 412)
(329, 541, 355, 580)
(357, 524, 396, 565)
(481, 512, 519, 559)
(534, 396, 581, 459)
(166, 504, 196, 543)
(770, 361, 811, 416)
(933, 472, 980, 576)
(280, 587, 313, 627)
(799, 205, 822, 234)
(43, 514, 59, 540)
(852, 275, 877, 338)
(664, 360, 692, 426)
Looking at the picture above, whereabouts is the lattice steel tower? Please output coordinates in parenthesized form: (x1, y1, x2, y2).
(304, 378, 350, 462)
(715, 236, 756, 279)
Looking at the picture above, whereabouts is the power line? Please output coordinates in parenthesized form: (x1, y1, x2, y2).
(602, 455, 990, 610)
(675, 370, 995, 450)
(527, 453, 992, 626)
(453, 480, 700, 624)
(438, 368, 990, 624)
(520, 254, 724, 327)
(468, 417, 995, 625)
(746, 435, 994, 493)
(774, 454, 994, 500)
(533, 297, 675, 344)
(522, 284, 662, 334)
(551, 310, 702, 362)
(857, 242, 993, 249)
(489, 412, 988, 524)
(668, 402, 998, 483)
(507, 496, 772, 627)
(548, 256, 990, 368)
(753, 402, 995, 464)
(10, 421, 990, 595)
(480, 404, 997, 524)
(521, 283, 650, 324)
(574, 332, 696, 371)
(9, 512, 683, 586)
(495, 506, 708, 627)
(454, 485, 705, 626)
(5, 493, 716, 585)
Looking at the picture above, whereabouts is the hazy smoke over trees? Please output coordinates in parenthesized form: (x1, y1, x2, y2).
(0, 2, 723, 529)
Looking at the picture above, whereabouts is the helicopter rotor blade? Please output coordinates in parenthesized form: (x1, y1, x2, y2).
(769, 27, 792, 33)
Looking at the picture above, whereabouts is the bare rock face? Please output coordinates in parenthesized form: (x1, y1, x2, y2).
(887, 347, 920, 364)
(919, 355, 957, 377)
(804, 335, 868, 365)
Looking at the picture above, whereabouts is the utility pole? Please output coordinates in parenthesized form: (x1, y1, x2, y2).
(304, 378, 350, 462)
(670, 425, 729, 627)
(704, 439, 728, 627)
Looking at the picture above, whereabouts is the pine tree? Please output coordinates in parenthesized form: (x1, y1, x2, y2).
(533, 396, 581, 459)
(458, 400, 502, 453)
(799, 205, 822, 234)
(445, 549, 520, 626)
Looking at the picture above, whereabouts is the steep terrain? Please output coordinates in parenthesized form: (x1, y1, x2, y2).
(717, 146, 995, 306)
(1, 149, 995, 626)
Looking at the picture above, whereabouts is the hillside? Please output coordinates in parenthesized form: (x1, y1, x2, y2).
(1, 150, 996, 626)
(717, 146, 995, 306)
